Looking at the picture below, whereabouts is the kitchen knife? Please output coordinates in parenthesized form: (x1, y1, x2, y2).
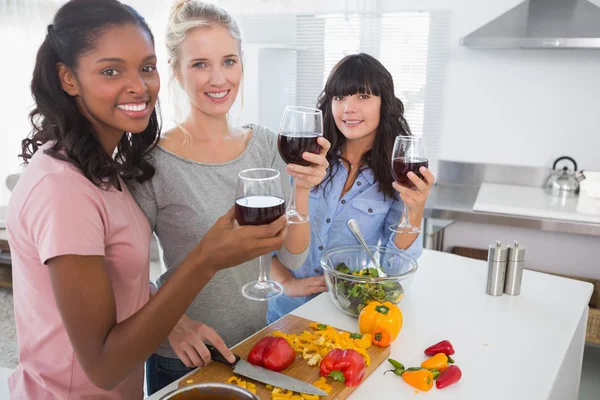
(205, 344, 328, 396)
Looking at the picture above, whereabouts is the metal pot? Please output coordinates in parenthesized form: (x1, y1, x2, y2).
(158, 383, 260, 400)
(545, 156, 586, 198)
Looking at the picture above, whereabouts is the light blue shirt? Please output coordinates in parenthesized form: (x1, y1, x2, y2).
(267, 161, 423, 324)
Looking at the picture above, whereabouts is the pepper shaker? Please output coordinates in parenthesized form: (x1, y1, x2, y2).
(486, 241, 508, 296)
(505, 241, 525, 295)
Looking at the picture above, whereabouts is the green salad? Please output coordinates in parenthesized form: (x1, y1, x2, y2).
(333, 262, 404, 315)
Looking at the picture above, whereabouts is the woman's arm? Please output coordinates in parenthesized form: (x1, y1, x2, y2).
(277, 136, 331, 256)
(271, 256, 327, 297)
(47, 208, 287, 390)
(391, 166, 435, 251)
(23, 173, 289, 392)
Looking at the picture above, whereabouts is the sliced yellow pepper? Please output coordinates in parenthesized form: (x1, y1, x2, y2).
(312, 376, 332, 394)
(227, 376, 244, 386)
(301, 393, 320, 400)
(245, 382, 257, 395)
(272, 387, 294, 397)
(275, 324, 371, 368)
(289, 396, 304, 400)
(352, 333, 373, 349)
(354, 347, 371, 366)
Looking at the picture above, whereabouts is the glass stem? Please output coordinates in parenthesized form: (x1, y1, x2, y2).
(400, 202, 411, 227)
(287, 176, 297, 215)
(257, 253, 269, 285)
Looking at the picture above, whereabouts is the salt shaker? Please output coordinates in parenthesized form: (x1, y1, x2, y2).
(505, 241, 526, 295)
(486, 241, 508, 296)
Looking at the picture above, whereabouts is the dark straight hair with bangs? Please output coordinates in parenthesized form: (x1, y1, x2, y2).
(20, 0, 161, 188)
(316, 53, 411, 199)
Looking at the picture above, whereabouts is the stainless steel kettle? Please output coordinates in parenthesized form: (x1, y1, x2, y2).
(545, 156, 586, 198)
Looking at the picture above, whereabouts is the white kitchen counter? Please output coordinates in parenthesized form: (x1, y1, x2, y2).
(148, 249, 593, 400)
(474, 183, 600, 224)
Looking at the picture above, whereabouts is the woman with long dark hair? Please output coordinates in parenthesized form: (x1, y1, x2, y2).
(268, 53, 435, 323)
(6, 0, 286, 398)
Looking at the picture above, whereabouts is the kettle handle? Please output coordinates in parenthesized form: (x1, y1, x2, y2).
(553, 156, 577, 171)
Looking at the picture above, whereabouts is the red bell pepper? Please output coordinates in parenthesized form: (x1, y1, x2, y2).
(247, 337, 296, 372)
(320, 349, 366, 387)
(424, 340, 455, 357)
(436, 365, 462, 389)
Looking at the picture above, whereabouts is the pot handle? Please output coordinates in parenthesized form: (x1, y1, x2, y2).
(553, 156, 577, 171)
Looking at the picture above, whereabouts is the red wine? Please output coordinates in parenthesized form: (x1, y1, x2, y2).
(277, 133, 320, 167)
(235, 195, 286, 226)
(392, 157, 429, 187)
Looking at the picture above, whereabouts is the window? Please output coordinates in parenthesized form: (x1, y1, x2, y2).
(239, 10, 449, 171)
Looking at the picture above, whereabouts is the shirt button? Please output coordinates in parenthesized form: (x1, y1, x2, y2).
(326, 218, 331, 223)
(314, 268, 320, 274)
(368, 208, 373, 213)
(341, 200, 346, 204)
(319, 246, 324, 250)
(357, 181, 362, 186)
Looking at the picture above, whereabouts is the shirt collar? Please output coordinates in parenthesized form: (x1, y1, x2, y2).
(359, 167, 375, 185)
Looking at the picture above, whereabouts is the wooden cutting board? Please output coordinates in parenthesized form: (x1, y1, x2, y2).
(179, 314, 391, 399)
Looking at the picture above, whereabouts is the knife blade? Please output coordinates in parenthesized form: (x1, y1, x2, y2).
(206, 344, 329, 396)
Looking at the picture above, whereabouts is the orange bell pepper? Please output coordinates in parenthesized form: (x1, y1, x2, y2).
(421, 353, 453, 372)
(372, 327, 392, 347)
(358, 301, 402, 340)
(402, 368, 434, 392)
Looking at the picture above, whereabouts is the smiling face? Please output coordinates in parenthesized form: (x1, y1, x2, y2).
(331, 93, 382, 143)
(60, 23, 159, 146)
(176, 25, 242, 118)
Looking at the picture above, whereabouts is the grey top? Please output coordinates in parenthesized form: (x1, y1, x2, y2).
(129, 124, 308, 358)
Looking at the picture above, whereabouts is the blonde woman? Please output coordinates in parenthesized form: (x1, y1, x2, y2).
(128, 0, 330, 394)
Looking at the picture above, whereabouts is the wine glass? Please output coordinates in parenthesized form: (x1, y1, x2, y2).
(235, 168, 286, 301)
(390, 135, 428, 234)
(277, 106, 323, 224)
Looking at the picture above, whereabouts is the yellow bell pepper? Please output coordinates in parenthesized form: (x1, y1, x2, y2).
(358, 301, 403, 340)
(300, 394, 319, 400)
(289, 396, 304, 400)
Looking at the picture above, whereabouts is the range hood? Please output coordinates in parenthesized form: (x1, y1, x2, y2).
(460, 0, 600, 49)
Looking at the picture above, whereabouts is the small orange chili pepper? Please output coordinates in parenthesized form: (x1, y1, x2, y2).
(421, 353, 452, 372)
(372, 327, 392, 347)
(402, 368, 434, 392)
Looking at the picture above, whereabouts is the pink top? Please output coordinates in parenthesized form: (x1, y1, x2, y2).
(7, 145, 151, 399)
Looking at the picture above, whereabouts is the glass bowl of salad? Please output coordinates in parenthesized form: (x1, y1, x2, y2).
(320, 245, 418, 317)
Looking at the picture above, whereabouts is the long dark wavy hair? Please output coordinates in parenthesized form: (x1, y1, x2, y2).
(20, 0, 160, 187)
(316, 53, 411, 199)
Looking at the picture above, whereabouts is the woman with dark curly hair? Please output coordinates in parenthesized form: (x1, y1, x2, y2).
(6, 0, 286, 398)
(269, 53, 436, 323)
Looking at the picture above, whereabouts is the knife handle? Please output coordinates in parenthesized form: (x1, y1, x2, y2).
(205, 343, 241, 366)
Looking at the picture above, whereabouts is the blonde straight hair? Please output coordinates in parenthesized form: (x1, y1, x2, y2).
(166, 0, 245, 145)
